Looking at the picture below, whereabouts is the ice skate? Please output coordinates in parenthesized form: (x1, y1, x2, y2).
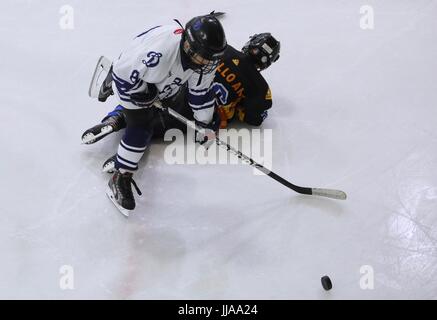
(81, 114, 125, 144)
(106, 170, 142, 217)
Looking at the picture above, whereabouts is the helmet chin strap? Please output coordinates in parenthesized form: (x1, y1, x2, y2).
(182, 38, 218, 80)
(177, 19, 204, 73)
(197, 68, 203, 86)
(180, 37, 202, 71)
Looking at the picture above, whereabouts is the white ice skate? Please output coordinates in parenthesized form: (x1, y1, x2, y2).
(88, 56, 112, 99)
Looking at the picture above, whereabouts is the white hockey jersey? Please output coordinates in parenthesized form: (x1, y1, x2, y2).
(112, 23, 216, 124)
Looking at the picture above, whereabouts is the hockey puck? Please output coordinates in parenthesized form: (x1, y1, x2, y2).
(321, 276, 332, 291)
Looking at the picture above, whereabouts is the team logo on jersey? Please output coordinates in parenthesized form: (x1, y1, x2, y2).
(193, 20, 202, 31)
(142, 51, 163, 68)
(232, 59, 239, 66)
(159, 77, 183, 99)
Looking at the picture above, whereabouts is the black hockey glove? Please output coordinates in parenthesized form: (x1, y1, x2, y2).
(241, 109, 269, 126)
(130, 83, 158, 108)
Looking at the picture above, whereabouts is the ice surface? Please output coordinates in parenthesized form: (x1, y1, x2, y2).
(1, 0, 436, 299)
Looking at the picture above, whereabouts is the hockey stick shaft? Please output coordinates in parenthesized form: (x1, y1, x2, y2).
(154, 101, 346, 200)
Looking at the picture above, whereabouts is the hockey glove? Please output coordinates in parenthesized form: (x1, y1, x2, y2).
(195, 111, 220, 149)
(240, 108, 268, 126)
(130, 83, 158, 108)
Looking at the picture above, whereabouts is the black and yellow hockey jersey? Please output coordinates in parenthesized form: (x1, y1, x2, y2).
(212, 45, 272, 127)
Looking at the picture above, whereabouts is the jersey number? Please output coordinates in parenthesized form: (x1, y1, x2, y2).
(213, 82, 229, 105)
(130, 70, 140, 83)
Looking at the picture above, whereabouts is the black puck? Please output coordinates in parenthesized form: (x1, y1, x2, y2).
(321, 276, 332, 291)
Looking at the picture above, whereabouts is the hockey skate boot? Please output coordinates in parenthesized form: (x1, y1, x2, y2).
(98, 66, 114, 102)
(106, 170, 142, 216)
(81, 113, 125, 144)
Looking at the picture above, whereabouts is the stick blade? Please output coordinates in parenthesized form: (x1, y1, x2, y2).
(311, 188, 347, 200)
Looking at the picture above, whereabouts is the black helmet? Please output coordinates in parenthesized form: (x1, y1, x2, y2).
(182, 14, 227, 73)
(242, 33, 280, 71)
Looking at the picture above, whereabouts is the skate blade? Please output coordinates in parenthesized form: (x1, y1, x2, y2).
(81, 125, 114, 144)
(102, 160, 115, 173)
(105, 185, 131, 217)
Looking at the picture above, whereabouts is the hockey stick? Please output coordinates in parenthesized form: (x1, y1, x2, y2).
(154, 101, 347, 200)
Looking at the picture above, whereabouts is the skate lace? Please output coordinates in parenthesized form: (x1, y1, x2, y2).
(121, 173, 142, 197)
(131, 179, 142, 196)
(106, 115, 124, 131)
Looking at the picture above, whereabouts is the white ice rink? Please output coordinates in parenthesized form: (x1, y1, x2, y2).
(1, 0, 437, 299)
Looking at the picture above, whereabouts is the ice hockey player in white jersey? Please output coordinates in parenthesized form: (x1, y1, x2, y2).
(89, 15, 227, 214)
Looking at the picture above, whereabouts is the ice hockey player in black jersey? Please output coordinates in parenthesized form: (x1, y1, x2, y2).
(213, 32, 280, 128)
